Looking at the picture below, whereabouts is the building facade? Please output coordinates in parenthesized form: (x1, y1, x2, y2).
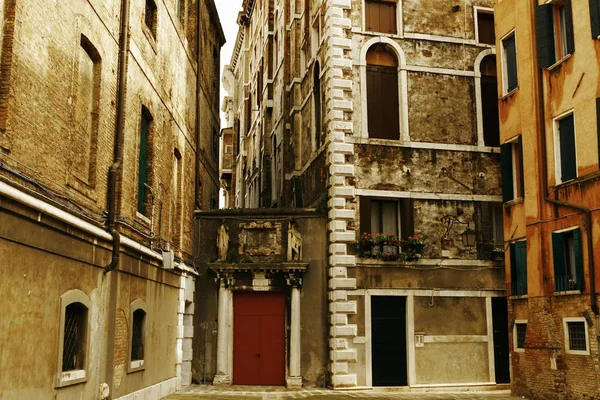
(494, 1, 600, 399)
(214, 0, 509, 390)
(0, 0, 223, 398)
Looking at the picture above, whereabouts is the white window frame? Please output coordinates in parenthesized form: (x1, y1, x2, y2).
(55, 290, 91, 388)
(474, 6, 495, 46)
(500, 30, 517, 95)
(553, 110, 577, 185)
(513, 320, 527, 353)
(562, 317, 590, 355)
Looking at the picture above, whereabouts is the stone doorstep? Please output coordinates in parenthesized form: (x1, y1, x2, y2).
(174, 385, 512, 394)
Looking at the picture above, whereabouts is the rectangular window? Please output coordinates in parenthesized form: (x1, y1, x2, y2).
(554, 113, 577, 183)
(510, 241, 527, 296)
(535, 1, 574, 68)
(131, 310, 145, 362)
(591, 0, 600, 39)
(365, 0, 397, 34)
(492, 204, 505, 246)
(563, 318, 589, 354)
(145, 0, 158, 39)
(63, 303, 88, 372)
(501, 136, 524, 202)
(501, 32, 518, 93)
(514, 322, 527, 352)
(360, 197, 414, 239)
(476, 9, 495, 45)
(552, 228, 584, 291)
(138, 107, 153, 215)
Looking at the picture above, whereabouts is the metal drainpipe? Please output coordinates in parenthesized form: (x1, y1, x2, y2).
(194, 0, 202, 210)
(104, 0, 130, 274)
(533, 1, 598, 315)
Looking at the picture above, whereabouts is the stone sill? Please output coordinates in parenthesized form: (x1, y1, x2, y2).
(356, 258, 502, 268)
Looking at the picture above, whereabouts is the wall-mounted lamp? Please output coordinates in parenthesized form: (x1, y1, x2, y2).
(440, 215, 477, 248)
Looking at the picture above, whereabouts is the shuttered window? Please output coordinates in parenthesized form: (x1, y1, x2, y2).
(557, 114, 577, 183)
(552, 228, 584, 291)
(365, 0, 397, 34)
(591, 0, 600, 39)
(367, 66, 399, 140)
(510, 241, 528, 296)
(360, 197, 414, 239)
(502, 33, 518, 92)
(477, 11, 495, 45)
(500, 136, 524, 202)
(138, 107, 153, 214)
(536, 1, 574, 68)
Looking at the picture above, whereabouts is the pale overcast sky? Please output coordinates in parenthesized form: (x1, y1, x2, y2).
(214, 0, 243, 125)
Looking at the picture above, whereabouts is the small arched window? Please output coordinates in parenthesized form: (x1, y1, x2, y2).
(129, 299, 147, 372)
(313, 62, 323, 149)
(366, 44, 399, 140)
(480, 55, 499, 147)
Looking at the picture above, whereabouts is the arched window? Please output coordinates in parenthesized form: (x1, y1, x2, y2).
(129, 299, 147, 372)
(366, 44, 399, 140)
(480, 55, 499, 147)
(313, 62, 323, 150)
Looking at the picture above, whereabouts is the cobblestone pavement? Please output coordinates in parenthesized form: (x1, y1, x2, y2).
(165, 385, 525, 400)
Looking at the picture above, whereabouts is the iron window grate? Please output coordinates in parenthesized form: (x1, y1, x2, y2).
(567, 321, 587, 351)
(516, 323, 527, 349)
(63, 303, 86, 371)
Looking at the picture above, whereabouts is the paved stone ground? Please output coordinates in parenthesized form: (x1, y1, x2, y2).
(165, 385, 526, 400)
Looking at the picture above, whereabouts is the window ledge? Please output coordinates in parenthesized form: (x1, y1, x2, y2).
(554, 290, 582, 296)
(547, 54, 572, 72)
(128, 359, 145, 373)
(55, 370, 87, 388)
(136, 211, 152, 225)
(509, 294, 528, 300)
(514, 348, 525, 353)
(500, 87, 518, 100)
(565, 349, 590, 356)
(504, 197, 523, 208)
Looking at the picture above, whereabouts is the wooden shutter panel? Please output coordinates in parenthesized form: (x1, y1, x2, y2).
(384, 3, 397, 34)
(515, 241, 528, 295)
(381, 68, 400, 140)
(573, 228, 584, 290)
(365, 1, 374, 31)
(360, 197, 372, 234)
(504, 35, 518, 91)
(535, 4, 555, 68)
(367, 67, 383, 138)
(552, 231, 567, 291)
(564, 0, 575, 54)
(518, 137, 525, 197)
(501, 143, 514, 202)
(559, 115, 577, 182)
(400, 198, 414, 240)
(591, 0, 600, 39)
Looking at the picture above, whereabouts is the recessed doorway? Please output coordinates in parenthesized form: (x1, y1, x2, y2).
(371, 296, 407, 386)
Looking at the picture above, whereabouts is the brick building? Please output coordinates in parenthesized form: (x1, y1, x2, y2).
(205, 0, 510, 390)
(494, 1, 600, 399)
(0, 0, 223, 398)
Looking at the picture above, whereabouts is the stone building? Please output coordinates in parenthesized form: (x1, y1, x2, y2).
(0, 0, 223, 398)
(494, 1, 600, 399)
(207, 0, 509, 390)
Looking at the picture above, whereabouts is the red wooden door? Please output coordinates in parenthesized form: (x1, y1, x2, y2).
(233, 291, 286, 385)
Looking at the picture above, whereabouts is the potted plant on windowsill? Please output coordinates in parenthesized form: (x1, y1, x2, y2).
(357, 232, 374, 257)
(373, 233, 400, 261)
(491, 246, 504, 261)
(402, 236, 425, 261)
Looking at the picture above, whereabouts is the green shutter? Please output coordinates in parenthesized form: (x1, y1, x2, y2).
(552, 231, 567, 291)
(504, 35, 518, 91)
(515, 241, 528, 295)
(573, 228, 584, 290)
(564, 0, 575, 54)
(501, 143, 514, 202)
(559, 115, 577, 182)
(536, 4, 556, 68)
(590, 0, 600, 39)
(518, 137, 525, 197)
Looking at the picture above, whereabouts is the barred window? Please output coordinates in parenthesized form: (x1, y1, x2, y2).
(567, 321, 587, 351)
(131, 309, 146, 361)
(62, 302, 87, 371)
(515, 323, 527, 349)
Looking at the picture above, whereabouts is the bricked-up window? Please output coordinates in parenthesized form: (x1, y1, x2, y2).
(365, 0, 397, 34)
(552, 228, 584, 291)
(480, 55, 500, 147)
(554, 113, 577, 183)
(71, 35, 101, 186)
(62, 303, 88, 371)
(501, 136, 524, 202)
(131, 309, 145, 361)
(515, 322, 527, 350)
(501, 32, 518, 93)
(591, 0, 600, 39)
(145, 0, 158, 39)
(476, 9, 495, 45)
(567, 321, 587, 351)
(535, 1, 574, 68)
(360, 197, 414, 240)
(509, 241, 527, 296)
(138, 107, 153, 215)
(366, 44, 400, 140)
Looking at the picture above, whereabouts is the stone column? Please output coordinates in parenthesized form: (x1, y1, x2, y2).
(213, 274, 232, 385)
(286, 274, 303, 388)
